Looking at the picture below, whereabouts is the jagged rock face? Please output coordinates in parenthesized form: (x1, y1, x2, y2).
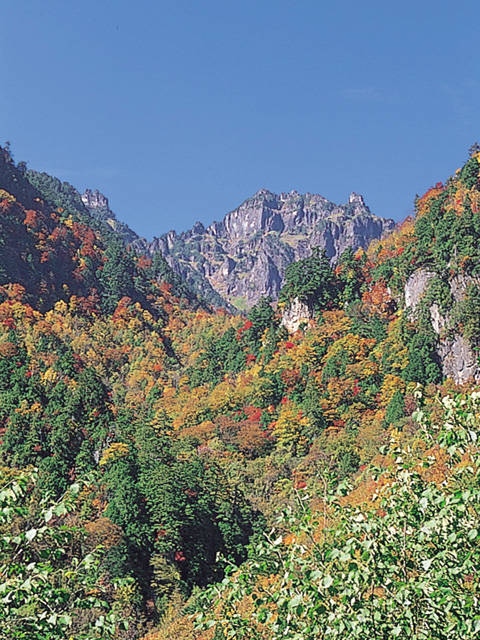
(81, 188, 110, 211)
(147, 189, 395, 309)
(431, 304, 479, 383)
(280, 297, 313, 334)
(404, 269, 436, 311)
(404, 269, 480, 384)
(81, 189, 138, 244)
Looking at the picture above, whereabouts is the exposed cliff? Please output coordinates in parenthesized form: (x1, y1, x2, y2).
(145, 189, 394, 309)
(404, 269, 480, 384)
(81, 188, 139, 244)
(280, 297, 313, 333)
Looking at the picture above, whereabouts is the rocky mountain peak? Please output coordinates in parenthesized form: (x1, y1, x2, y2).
(348, 192, 367, 208)
(252, 187, 275, 199)
(146, 188, 395, 310)
(192, 221, 205, 234)
(81, 188, 138, 244)
(81, 188, 109, 211)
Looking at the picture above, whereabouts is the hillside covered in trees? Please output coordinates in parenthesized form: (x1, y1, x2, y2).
(0, 144, 480, 639)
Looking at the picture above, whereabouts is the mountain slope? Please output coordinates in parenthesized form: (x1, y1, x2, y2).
(81, 188, 139, 243)
(141, 148, 480, 640)
(0, 146, 201, 313)
(2, 144, 395, 311)
(145, 188, 394, 309)
(2, 142, 480, 639)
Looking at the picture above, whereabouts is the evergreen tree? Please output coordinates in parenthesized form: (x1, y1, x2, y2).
(280, 248, 337, 311)
(98, 238, 138, 313)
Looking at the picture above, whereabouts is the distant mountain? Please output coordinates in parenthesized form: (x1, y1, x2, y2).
(143, 188, 395, 309)
(24, 169, 139, 245)
(0, 143, 395, 312)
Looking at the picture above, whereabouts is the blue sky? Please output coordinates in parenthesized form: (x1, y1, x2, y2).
(2, 1, 480, 238)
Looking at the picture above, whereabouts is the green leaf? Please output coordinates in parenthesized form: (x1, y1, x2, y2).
(54, 503, 67, 517)
(421, 558, 433, 571)
(322, 574, 333, 588)
(288, 594, 303, 609)
(70, 483, 80, 495)
(25, 528, 37, 542)
(57, 614, 72, 627)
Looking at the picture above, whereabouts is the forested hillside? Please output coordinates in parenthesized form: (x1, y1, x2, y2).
(1, 145, 480, 639)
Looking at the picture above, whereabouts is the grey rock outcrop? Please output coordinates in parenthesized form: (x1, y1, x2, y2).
(146, 189, 395, 310)
(404, 269, 480, 384)
(81, 188, 110, 210)
(436, 329, 479, 383)
(81, 189, 139, 244)
(404, 269, 436, 312)
(281, 297, 313, 334)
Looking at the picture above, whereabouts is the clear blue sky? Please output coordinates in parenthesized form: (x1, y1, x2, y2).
(2, 1, 479, 239)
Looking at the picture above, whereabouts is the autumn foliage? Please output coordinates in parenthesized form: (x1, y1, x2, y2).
(1, 144, 480, 638)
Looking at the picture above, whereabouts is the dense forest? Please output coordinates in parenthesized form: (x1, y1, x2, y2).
(1, 143, 480, 639)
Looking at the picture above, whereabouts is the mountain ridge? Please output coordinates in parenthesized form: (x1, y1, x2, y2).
(143, 188, 395, 309)
(0, 146, 202, 313)
(0, 144, 395, 311)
